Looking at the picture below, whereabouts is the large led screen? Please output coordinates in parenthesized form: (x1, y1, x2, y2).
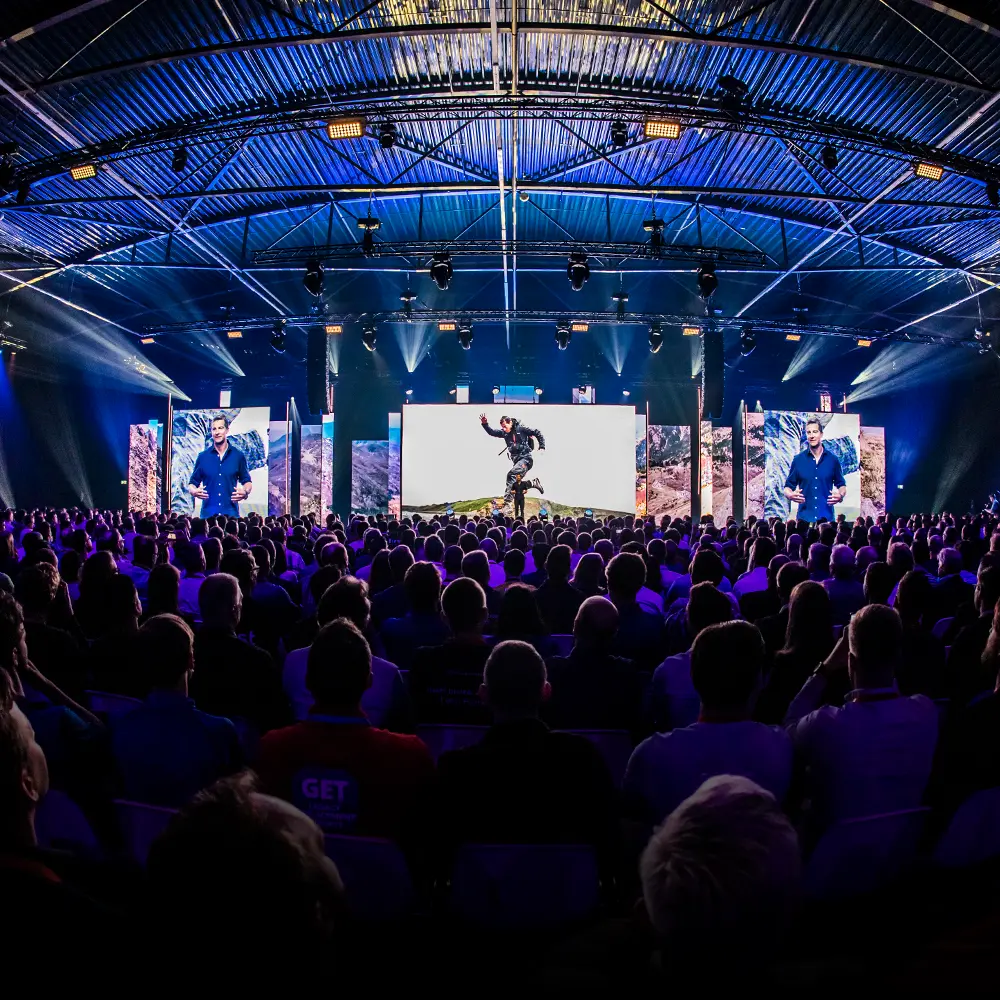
(401, 404, 636, 518)
(647, 424, 692, 520)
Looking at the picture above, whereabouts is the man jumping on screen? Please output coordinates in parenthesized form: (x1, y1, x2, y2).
(480, 413, 545, 516)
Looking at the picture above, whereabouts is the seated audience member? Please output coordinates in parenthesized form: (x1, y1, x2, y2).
(894, 569, 946, 697)
(806, 543, 831, 582)
(754, 581, 834, 725)
(370, 545, 415, 627)
(943, 565, 1000, 705)
(823, 544, 866, 627)
(112, 615, 244, 807)
(739, 553, 787, 624)
(545, 596, 642, 735)
(785, 604, 938, 837)
(928, 546, 975, 626)
(409, 578, 492, 725)
(626, 622, 791, 825)
(258, 620, 433, 840)
(522, 540, 550, 587)
(534, 544, 585, 634)
(442, 544, 464, 583)
(733, 537, 777, 600)
(434, 640, 617, 869)
(142, 562, 190, 625)
(283, 577, 409, 730)
(177, 542, 208, 618)
(492, 584, 558, 657)
(460, 550, 502, 618)
(87, 574, 145, 699)
(571, 551, 607, 598)
(143, 772, 347, 982)
(248, 544, 300, 649)
(129, 535, 156, 600)
(380, 562, 450, 669)
(649, 582, 733, 732)
(607, 552, 665, 668)
(191, 573, 288, 736)
(638, 776, 801, 985)
(16, 563, 86, 701)
(863, 560, 896, 606)
(496, 548, 527, 595)
(75, 550, 120, 639)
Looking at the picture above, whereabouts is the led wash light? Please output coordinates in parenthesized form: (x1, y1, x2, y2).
(226, 330, 242, 339)
(913, 161, 944, 182)
(69, 163, 98, 181)
(326, 118, 366, 140)
(856, 338, 874, 348)
(785, 333, 802, 342)
(644, 118, 682, 140)
(437, 321, 457, 332)
(571, 322, 589, 333)
(324, 324, 342, 335)
(682, 326, 700, 337)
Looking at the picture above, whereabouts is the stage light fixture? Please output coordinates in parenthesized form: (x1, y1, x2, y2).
(821, 145, 838, 170)
(913, 161, 944, 181)
(571, 322, 589, 333)
(226, 330, 243, 339)
(492, 385, 500, 395)
(270, 321, 287, 354)
(15, 182, 30, 205)
(739, 325, 756, 356)
(612, 289, 629, 319)
(325, 324, 343, 335)
(457, 325, 474, 350)
(69, 163, 98, 181)
(449, 387, 457, 395)
(785, 333, 802, 342)
(987, 179, 999, 209)
(438, 321, 457, 332)
(140, 337, 155, 345)
(856, 338, 874, 347)
(362, 325, 378, 352)
(610, 121, 629, 148)
(303, 258, 324, 296)
(648, 323, 663, 354)
(644, 118, 681, 140)
(378, 122, 398, 149)
(358, 216, 380, 255)
(555, 324, 571, 350)
(326, 117, 366, 140)
(430, 252, 453, 290)
(682, 325, 700, 336)
(643, 217, 665, 250)
(171, 146, 189, 173)
(622, 389, 630, 397)
(535, 387, 543, 396)
(405, 388, 414, 396)
(567, 252, 590, 291)
(696, 262, 718, 300)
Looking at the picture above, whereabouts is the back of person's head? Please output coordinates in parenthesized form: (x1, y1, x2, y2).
(937, 546, 963, 577)
(308, 565, 342, 606)
(220, 550, 257, 596)
(442, 577, 486, 634)
(179, 541, 206, 577)
(398, 561, 439, 616)
(202, 537, 223, 573)
(749, 536, 777, 571)
(976, 565, 1000, 614)
(316, 577, 370, 631)
(640, 774, 800, 966)
(690, 549, 724, 586)
(887, 542, 914, 577)
(503, 548, 525, 579)
(145, 772, 345, 970)
(461, 550, 491, 591)
(807, 543, 831, 576)
(894, 569, 932, 622)
(366, 549, 392, 595)
(848, 603, 902, 688)
(496, 584, 546, 638)
(863, 561, 896, 606)
(459, 532, 479, 555)
(766, 554, 790, 590)
(572, 595, 619, 649)
(691, 621, 765, 713)
(107, 573, 141, 625)
(133, 534, 156, 568)
(146, 563, 181, 613)
(250, 544, 272, 580)
(830, 543, 856, 580)
(198, 573, 242, 630)
(571, 551, 606, 595)
(424, 535, 444, 563)
(593, 538, 614, 564)
(687, 581, 734, 638)
(480, 537, 499, 564)
(606, 551, 646, 600)
(138, 614, 194, 689)
(388, 545, 414, 584)
(482, 639, 549, 718)
(784, 580, 831, 653)
(545, 544, 572, 582)
(307, 618, 372, 707)
(443, 544, 464, 576)
(14, 563, 59, 615)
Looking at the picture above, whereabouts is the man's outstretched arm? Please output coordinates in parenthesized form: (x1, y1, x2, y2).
(479, 413, 506, 437)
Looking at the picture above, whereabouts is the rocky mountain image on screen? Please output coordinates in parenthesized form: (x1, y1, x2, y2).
(352, 440, 390, 514)
(647, 425, 692, 518)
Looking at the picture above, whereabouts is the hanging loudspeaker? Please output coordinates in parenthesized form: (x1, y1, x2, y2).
(307, 327, 331, 414)
(701, 327, 724, 419)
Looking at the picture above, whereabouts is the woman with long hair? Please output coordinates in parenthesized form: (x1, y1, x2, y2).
(754, 580, 835, 724)
(366, 549, 393, 596)
(571, 552, 607, 598)
(492, 583, 557, 657)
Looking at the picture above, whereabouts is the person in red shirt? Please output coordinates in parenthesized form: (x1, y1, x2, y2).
(257, 619, 434, 842)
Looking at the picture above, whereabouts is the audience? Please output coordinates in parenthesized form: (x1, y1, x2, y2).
(380, 561, 450, 668)
(534, 544, 585, 633)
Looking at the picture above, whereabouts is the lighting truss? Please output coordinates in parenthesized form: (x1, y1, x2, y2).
(141, 311, 979, 349)
(253, 240, 769, 267)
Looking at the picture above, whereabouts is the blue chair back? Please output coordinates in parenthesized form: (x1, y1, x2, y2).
(551, 634, 574, 656)
(324, 834, 416, 921)
(933, 787, 1000, 868)
(34, 790, 101, 857)
(115, 799, 178, 866)
(415, 724, 488, 761)
(557, 729, 634, 788)
(86, 690, 143, 719)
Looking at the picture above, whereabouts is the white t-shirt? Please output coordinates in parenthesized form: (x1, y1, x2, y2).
(624, 720, 793, 824)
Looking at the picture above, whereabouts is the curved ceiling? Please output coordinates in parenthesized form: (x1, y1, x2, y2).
(0, 0, 999, 385)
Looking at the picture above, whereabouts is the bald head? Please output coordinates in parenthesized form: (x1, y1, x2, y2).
(573, 596, 619, 648)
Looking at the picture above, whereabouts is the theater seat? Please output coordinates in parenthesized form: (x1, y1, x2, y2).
(34, 790, 101, 857)
(86, 690, 143, 719)
(551, 634, 574, 656)
(449, 843, 600, 929)
(933, 787, 1000, 868)
(324, 834, 416, 921)
(804, 807, 930, 899)
(931, 617, 954, 641)
(556, 729, 634, 788)
(115, 799, 178, 866)
(415, 724, 488, 761)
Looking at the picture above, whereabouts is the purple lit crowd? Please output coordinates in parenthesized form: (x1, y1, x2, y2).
(2, 504, 1000, 988)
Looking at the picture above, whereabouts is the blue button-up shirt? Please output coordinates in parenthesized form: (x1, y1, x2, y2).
(190, 443, 251, 518)
(784, 447, 846, 522)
